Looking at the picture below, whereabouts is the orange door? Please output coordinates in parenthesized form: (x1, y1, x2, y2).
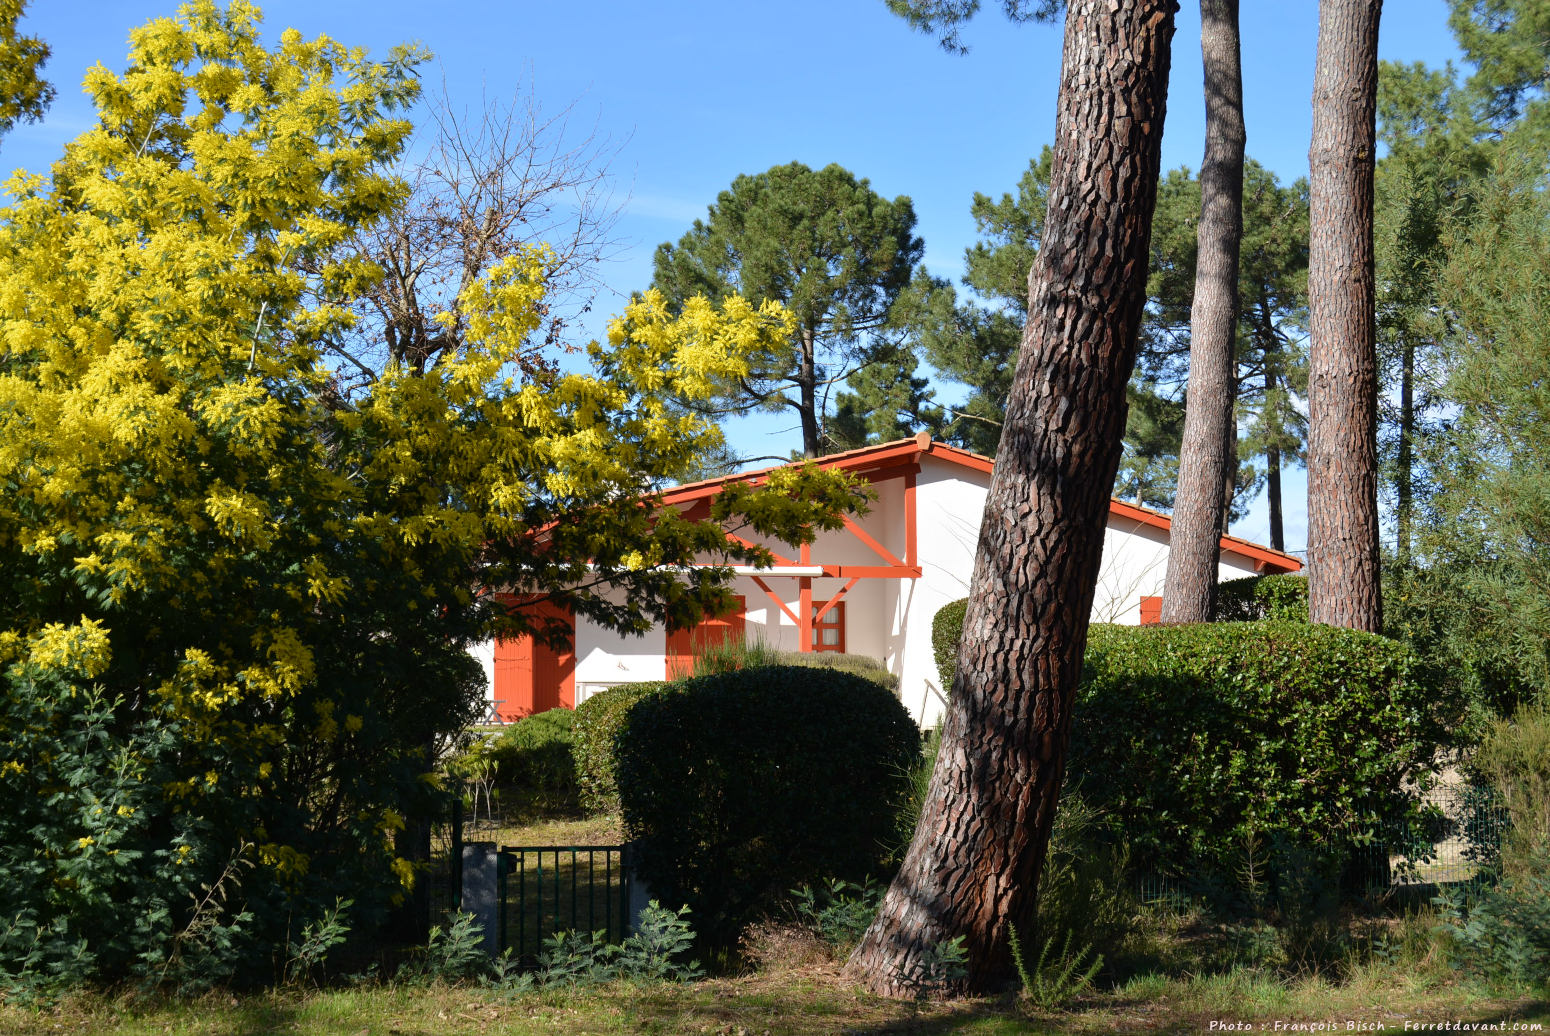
(666, 596, 746, 680)
(492, 598, 575, 722)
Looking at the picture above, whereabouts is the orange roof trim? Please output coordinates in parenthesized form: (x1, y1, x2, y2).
(661, 435, 1302, 574)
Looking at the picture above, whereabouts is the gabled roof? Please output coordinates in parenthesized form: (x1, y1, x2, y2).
(660, 432, 1302, 574)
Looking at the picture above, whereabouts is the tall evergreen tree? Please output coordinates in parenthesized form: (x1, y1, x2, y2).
(1307, 0, 1384, 632)
(649, 162, 934, 458)
(0, 0, 50, 143)
(1163, 0, 1246, 623)
(927, 147, 1189, 494)
(930, 151, 1308, 520)
(847, 0, 1176, 996)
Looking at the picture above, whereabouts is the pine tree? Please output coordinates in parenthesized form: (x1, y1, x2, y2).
(1307, 0, 1384, 631)
(648, 162, 936, 458)
(1163, 0, 1246, 622)
(846, 0, 1177, 995)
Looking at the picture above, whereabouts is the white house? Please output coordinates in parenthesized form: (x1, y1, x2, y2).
(472, 433, 1302, 728)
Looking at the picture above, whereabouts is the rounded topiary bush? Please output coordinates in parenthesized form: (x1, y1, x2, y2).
(572, 682, 672, 815)
(1070, 621, 1461, 880)
(613, 666, 921, 948)
(932, 597, 968, 690)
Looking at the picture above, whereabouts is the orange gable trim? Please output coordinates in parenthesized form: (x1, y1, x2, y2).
(659, 434, 1302, 576)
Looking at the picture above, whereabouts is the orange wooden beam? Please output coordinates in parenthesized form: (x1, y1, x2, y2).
(841, 514, 906, 569)
(819, 564, 921, 579)
(750, 576, 801, 626)
(813, 577, 861, 624)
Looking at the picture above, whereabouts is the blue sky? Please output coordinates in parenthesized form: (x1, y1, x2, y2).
(9, 1, 1467, 553)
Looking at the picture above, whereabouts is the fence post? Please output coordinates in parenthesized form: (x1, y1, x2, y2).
(622, 841, 653, 936)
(451, 794, 464, 910)
(461, 841, 500, 957)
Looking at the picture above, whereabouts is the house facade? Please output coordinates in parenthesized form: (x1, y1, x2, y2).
(471, 433, 1303, 728)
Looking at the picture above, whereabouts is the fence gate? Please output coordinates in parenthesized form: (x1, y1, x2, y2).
(496, 844, 633, 963)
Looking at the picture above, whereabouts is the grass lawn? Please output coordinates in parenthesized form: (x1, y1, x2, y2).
(4, 931, 1547, 1035)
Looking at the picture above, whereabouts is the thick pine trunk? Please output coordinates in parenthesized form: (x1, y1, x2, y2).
(1161, 0, 1245, 624)
(1307, 0, 1383, 631)
(844, 0, 1176, 997)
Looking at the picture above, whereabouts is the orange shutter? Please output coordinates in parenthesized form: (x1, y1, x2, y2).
(492, 597, 575, 721)
(1139, 596, 1162, 625)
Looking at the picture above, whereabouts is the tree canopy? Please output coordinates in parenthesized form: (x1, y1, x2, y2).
(0, 1, 860, 985)
(927, 150, 1309, 520)
(649, 161, 936, 458)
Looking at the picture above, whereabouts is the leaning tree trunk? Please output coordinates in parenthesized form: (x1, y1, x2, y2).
(1307, 0, 1383, 631)
(844, 0, 1177, 997)
(1161, 0, 1245, 624)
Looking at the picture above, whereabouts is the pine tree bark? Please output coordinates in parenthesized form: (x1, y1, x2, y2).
(1266, 364, 1285, 552)
(844, 0, 1177, 997)
(1161, 0, 1244, 624)
(798, 325, 821, 458)
(1307, 0, 1383, 631)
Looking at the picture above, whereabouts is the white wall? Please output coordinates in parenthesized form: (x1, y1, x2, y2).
(897, 455, 987, 727)
(475, 451, 1288, 726)
(574, 611, 666, 703)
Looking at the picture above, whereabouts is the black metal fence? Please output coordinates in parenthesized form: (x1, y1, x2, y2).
(496, 844, 633, 962)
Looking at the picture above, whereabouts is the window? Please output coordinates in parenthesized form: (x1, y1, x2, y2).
(811, 600, 845, 652)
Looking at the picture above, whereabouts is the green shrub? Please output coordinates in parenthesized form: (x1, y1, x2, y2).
(790, 877, 883, 952)
(1069, 621, 1459, 881)
(932, 598, 968, 690)
(766, 650, 899, 694)
(1438, 845, 1550, 985)
(485, 708, 579, 817)
(1211, 574, 1309, 622)
(572, 683, 673, 816)
(1387, 562, 1546, 724)
(613, 666, 920, 948)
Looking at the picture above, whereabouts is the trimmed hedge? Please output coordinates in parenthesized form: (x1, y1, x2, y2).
(1070, 621, 1458, 876)
(614, 666, 920, 948)
(934, 574, 1311, 687)
(1213, 573, 1309, 622)
(932, 598, 968, 690)
(572, 682, 672, 816)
